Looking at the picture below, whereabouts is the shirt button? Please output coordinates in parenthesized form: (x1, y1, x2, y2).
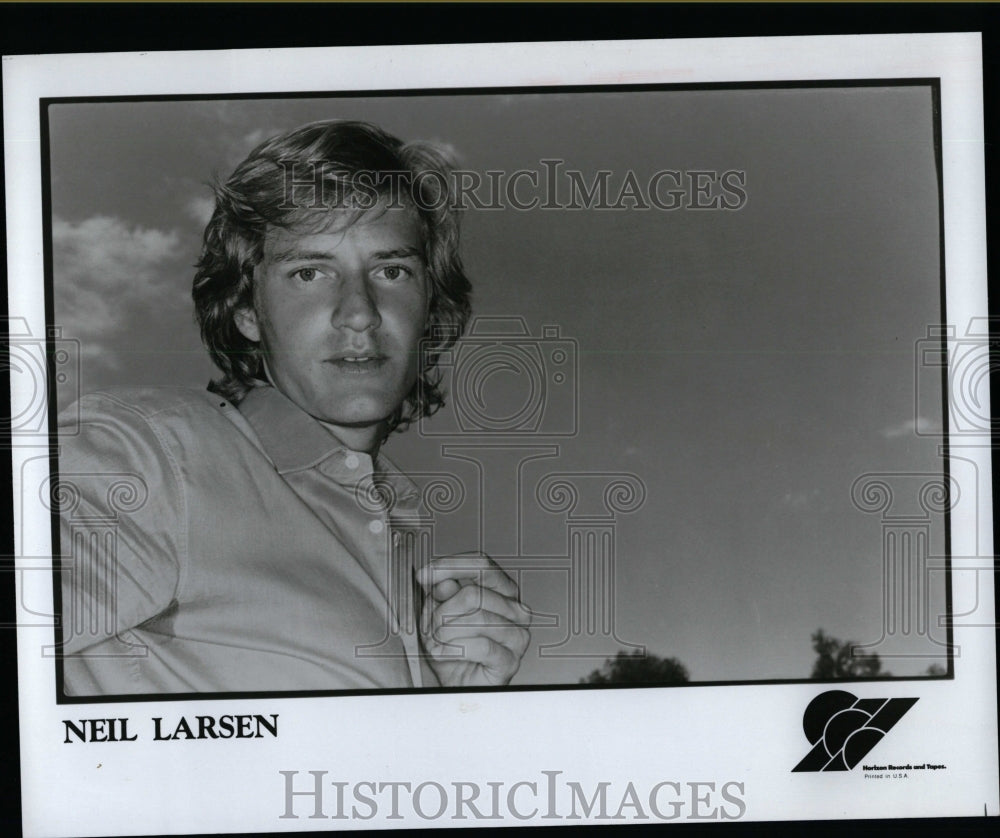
(368, 519, 385, 535)
(345, 454, 360, 470)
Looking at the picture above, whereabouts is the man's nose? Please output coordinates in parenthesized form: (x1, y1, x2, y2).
(332, 274, 381, 332)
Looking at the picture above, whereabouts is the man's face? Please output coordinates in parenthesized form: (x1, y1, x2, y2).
(236, 205, 430, 446)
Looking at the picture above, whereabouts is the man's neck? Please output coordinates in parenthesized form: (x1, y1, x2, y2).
(317, 419, 385, 458)
(258, 362, 386, 457)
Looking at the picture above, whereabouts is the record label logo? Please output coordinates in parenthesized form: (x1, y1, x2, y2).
(792, 690, 918, 772)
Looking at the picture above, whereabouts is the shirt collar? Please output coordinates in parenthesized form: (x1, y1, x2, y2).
(235, 384, 419, 501)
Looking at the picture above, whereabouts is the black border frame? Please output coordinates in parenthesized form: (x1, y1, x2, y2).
(39, 77, 953, 704)
(4, 5, 998, 835)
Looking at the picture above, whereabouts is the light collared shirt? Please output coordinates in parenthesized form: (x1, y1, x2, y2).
(58, 383, 438, 696)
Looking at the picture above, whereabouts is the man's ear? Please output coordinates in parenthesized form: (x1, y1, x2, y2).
(234, 306, 261, 343)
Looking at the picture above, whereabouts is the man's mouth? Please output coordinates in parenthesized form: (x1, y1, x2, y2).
(326, 354, 388, 373)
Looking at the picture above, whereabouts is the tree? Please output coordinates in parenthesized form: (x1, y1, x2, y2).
(581, 649, 690, 686)
(809, 629, 889, 678)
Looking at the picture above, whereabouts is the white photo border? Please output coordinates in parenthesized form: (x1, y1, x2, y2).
(6, 34, 997, 833)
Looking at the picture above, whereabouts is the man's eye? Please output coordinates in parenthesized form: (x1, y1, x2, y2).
(292, 267, 323, 282)
(375, 265, 411, 281)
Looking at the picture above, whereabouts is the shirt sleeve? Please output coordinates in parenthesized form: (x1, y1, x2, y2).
(57, 393, 184, 656)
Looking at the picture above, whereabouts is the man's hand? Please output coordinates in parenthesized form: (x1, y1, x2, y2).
(416, 553, 532, 687)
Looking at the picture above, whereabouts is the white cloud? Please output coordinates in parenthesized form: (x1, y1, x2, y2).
(184, 195, 215, 227)
(219, 125, 283, 169)
(241, 127, 273, 150)
(780, 488, 820, 510)
(198, 124, 285, 176)
(881, 416, 941, 439)
(52, 215, 183, 372)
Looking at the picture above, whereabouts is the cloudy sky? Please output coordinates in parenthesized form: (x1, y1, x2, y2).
(47, 85, 950, 685)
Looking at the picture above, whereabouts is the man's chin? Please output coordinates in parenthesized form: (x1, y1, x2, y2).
(321, 416, 391, 430)
(311, 400, 396, 430)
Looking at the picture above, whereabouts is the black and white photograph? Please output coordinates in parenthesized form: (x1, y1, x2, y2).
(47, 84, 952, 698)
(6, 32, 997, 833)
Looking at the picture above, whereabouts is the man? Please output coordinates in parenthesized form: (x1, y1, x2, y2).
(57, 119, 531, 695)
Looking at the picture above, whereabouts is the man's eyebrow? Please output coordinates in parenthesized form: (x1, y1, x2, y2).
(270, 249, 336, 262)
(268, 246, 424, 262)
(370, 246, 424, 261)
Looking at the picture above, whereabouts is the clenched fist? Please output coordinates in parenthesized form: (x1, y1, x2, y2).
(417, 553, 532, 687)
